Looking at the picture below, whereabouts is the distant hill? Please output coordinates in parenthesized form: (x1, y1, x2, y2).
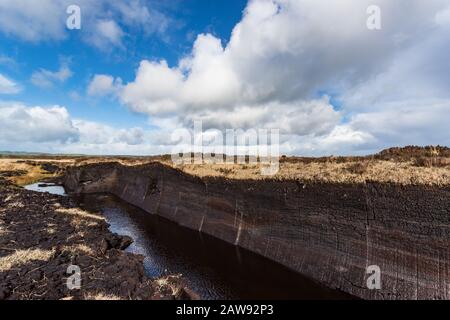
(0, 151, 87, 158)
(1, 145, 449, 160)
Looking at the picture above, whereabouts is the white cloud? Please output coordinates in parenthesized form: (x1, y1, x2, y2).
(57, 119, 174, 155)
(31, 64, 73, 88)
(348, 99, 450, 147)
(110, 0, 450, 154)
(87, 74, 122, 97)
(86, 20, 125, 50)
(0, 74, 21, 94)
(272, 126, 376, 157)
(73, 120, 145, 146)
(0, 0, 171, 49)
(121, 60, 184, 114)
(0, 55, 18, 69)
(0, 0, 67, 42)
(0, 103, 79, 143)
(118, 33, 343, 136)
(111, 0, 170, 36)
(115, 127, 145, 145)
(180, 98, 340, 136)
(435, 7, 450, 26)
(0, 101, 166, 155)
(2, 0, 450, 155)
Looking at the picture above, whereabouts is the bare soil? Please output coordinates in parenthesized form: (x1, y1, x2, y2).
(0, 177, 193, 300)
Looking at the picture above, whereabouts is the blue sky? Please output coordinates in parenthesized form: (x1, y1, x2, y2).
(0, 0, 247, 128)
(0, 0, 449, 156)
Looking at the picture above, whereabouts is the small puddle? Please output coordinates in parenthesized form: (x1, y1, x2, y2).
(26, 182, 353, 300)
(24, 182, 66, 196)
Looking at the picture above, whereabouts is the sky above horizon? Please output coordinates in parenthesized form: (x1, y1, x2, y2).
(0, 0, 449, 156)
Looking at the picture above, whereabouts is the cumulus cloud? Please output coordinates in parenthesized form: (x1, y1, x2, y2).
(87, 74, 121, 97)
(348, 100, 450, 147)
(118, 33, 341, 136)
(115, 127, 145, 145)
(0, 55, 19, 70)
(110, 0, 450, 153)
(0, 0, 171, 48)
(2, 0, 450, 155)
(0, 100, 368, 156)
(86, 20, 125, 50)
(0, 103, 79, 143)
(0, 102, 164, 155)
(59, 120, 174, 155)
(111, 0, 171, 36)
(0, 0, 67, 42)
(31, 63, 73, 88)
(74, 120, 145, 146)
(0, 74, 21, 94)
(179, 98, 340, 136)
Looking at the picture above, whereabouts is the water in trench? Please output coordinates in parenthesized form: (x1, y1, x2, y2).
(27, 182, 352, 300)
(25, 182, 66, 196)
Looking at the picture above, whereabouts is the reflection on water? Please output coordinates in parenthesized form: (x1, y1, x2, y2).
(75, 193, 353, 300)
(26, 182, 352, 300)
(25, 182, 66, 196)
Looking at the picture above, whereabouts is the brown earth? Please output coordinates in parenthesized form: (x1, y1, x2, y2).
(1, 146, 450, 300)
(64, 160, 450, 300)
(0, 177, 194, 300)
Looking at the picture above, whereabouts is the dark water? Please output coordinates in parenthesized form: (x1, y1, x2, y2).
(27, 183, 352, 300)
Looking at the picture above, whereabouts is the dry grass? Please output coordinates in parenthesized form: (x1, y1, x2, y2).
(55, 208, 105, 222)
(0, 249, 55, 272)
(0, 159, 72, 186)
(413, 156, 450, 168)
(66, 151, 450, 185)
(345, 161, 370, 175)
(155, 275, 183, 296)
(46, 224, 57, 235)
(2, 147, 450, 186)
(55, 207, 104, 231)
(169, 159, 450, 185)
(84, 292, 123, 300)
(61, 244, 95, 256)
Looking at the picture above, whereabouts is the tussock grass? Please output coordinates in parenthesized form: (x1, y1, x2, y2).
(0, 249, 55, 272)
(413, 156, 450, 168)
(0, 159, 66, 185)
(55, 208, 105, 221)
(61, 244, 95, 256)
(3, 147, 449, 186)
(71, 157, 450, 185)
(164, 159, 450, 185)
(70, 150, 450, 185)
(84, 292, 123, 300)
(155, 275, 183, 296)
